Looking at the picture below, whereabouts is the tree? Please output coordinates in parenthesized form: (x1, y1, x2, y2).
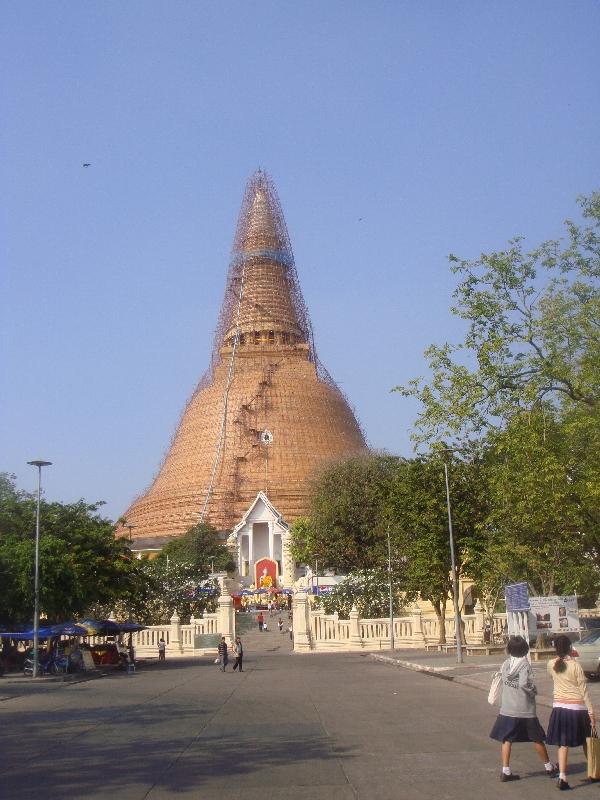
(317, 569, 409, 618)
(387, 454, 489, 643)
(290, 453, 401, 573)
(0, 474, 136, 624)
(393, 192, 600, 620)
(157, 522, 235, 574)
(103, 522, 234, 625)
(482, 409, 599, 599)
(396, 191, 600, 444)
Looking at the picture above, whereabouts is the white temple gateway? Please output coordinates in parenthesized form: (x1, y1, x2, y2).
(226, 492, 297, 590)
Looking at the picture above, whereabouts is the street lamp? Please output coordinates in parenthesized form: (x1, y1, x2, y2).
(122, 522, 136, 542)
(27, 459, 52, 679)
(121, 521, 136, 624)
(387, 529, 394, 651)
(443, 460, 464, 664)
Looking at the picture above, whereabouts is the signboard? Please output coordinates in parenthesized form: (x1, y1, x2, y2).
(528, 595, 580, 634)
(194, 634, 221, 649)
(505, 582, 530, 612)
(81, 650, 97, 671)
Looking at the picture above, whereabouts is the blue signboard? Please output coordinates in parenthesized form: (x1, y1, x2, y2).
(505, 582, 530, 612)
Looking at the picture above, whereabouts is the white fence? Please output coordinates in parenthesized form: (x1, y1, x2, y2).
(296, 600, 600, 653)
(97, 599, 600, 658)
(291, 592, 510, 652)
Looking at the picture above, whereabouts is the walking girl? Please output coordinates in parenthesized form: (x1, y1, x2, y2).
(232, 636, 243, 672)
(489, 635, 557, 782)
(546, 634, 596, 790)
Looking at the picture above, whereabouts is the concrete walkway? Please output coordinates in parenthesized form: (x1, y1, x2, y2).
(370, 647, 600, 709)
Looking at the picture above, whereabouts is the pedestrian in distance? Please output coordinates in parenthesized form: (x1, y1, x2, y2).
(288, 623, 293, 641)
(158, 637, 166, 662)
(483, 622, 492, 645)
(546, 633, 596, 790)
(257, 612, 264, 632)
(232, 636, 243, 672)
(217, 636, 228, 672)
(489, 635, 557, 782)
(278, 617, 284, 633)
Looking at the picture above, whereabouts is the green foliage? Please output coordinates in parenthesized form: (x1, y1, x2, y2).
(390, 191, 600, 618)
(157, 522, 235, 574)
(317, 569, 408, 618)
(291, 453, 401, 573)
(101, 522, 232, 625)
(387, 454, 488, 629)
(482, 409, 599, 597)
(0, 474, 135, 624)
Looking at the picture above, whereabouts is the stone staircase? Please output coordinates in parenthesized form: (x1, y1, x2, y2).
(235, 611, 292, 656)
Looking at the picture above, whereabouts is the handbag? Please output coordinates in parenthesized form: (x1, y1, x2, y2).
(487, 671, 503, 705)
(587, 726, 600, 780)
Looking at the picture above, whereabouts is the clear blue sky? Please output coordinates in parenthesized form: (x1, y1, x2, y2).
(2, 2, 599, 520)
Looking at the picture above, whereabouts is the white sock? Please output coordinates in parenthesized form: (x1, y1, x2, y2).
(559, 772, 567, 781)
(502, 767, 511, 775)
(544, 762, 554, 770)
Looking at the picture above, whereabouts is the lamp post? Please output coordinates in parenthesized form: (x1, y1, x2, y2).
(387, 529, 394, 651)
(443, 461, 463, 664)
(123, 522, 136, 543)
(121, 521, 136, 623)
(27, 459, 52, 679)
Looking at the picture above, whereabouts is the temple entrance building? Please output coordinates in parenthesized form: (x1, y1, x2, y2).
(226, 492, 295, 588)
(121, 171, 366, 555)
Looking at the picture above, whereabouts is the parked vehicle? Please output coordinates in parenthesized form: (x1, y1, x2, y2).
(574, 628, 600, 680)
(23, 650, 69, 676)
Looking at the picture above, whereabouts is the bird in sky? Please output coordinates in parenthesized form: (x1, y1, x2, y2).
(83, 163, 91, 167)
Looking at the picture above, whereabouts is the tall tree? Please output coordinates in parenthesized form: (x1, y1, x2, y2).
(482, 409, 599, 598)
(289, 453, 401, 572)
(387, 454, 488, 643)
(0, 474, 135, 624)
(157, 522, 235, 574)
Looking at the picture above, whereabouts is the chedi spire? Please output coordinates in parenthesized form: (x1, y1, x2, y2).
(121, 170, 365, 543)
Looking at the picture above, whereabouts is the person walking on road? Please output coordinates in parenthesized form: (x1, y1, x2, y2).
(489, 635, 556, 783)
(546, 634, 596, 790)
(217, 637, 228, 672)
(257, 612, 264, 632)
(232, 636, 243, 672)
(158, 637, 166, 662)
(278, 617, 284, 633)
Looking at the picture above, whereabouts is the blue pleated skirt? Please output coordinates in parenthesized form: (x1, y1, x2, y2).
(490, 714, 546, 743)
(546, 707, 591, 747)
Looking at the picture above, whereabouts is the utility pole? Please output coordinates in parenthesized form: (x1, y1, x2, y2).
(27, 459, 52, 679)
(387, 529, 394, 651)
(444, 461, 463, 664)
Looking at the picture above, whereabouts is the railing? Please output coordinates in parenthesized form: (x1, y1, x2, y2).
(131, 614, 220, 656)
(301, 605, 511, 652)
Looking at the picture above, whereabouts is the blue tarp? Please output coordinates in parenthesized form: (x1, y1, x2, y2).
(0, 622, 87, 639)
(0, 620, 142, 639)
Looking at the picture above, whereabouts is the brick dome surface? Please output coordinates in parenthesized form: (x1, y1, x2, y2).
(122, 172, 366, 541)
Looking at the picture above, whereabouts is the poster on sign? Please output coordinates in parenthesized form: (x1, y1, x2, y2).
(528, 596, 579, 634)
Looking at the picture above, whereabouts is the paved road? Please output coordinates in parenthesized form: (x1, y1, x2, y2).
(1, 636, 597, 799)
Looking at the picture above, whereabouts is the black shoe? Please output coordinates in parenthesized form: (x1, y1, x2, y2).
(557, 779, 571, 791)
(500, 773, 520, 782)
(546, 764, 558, 778)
